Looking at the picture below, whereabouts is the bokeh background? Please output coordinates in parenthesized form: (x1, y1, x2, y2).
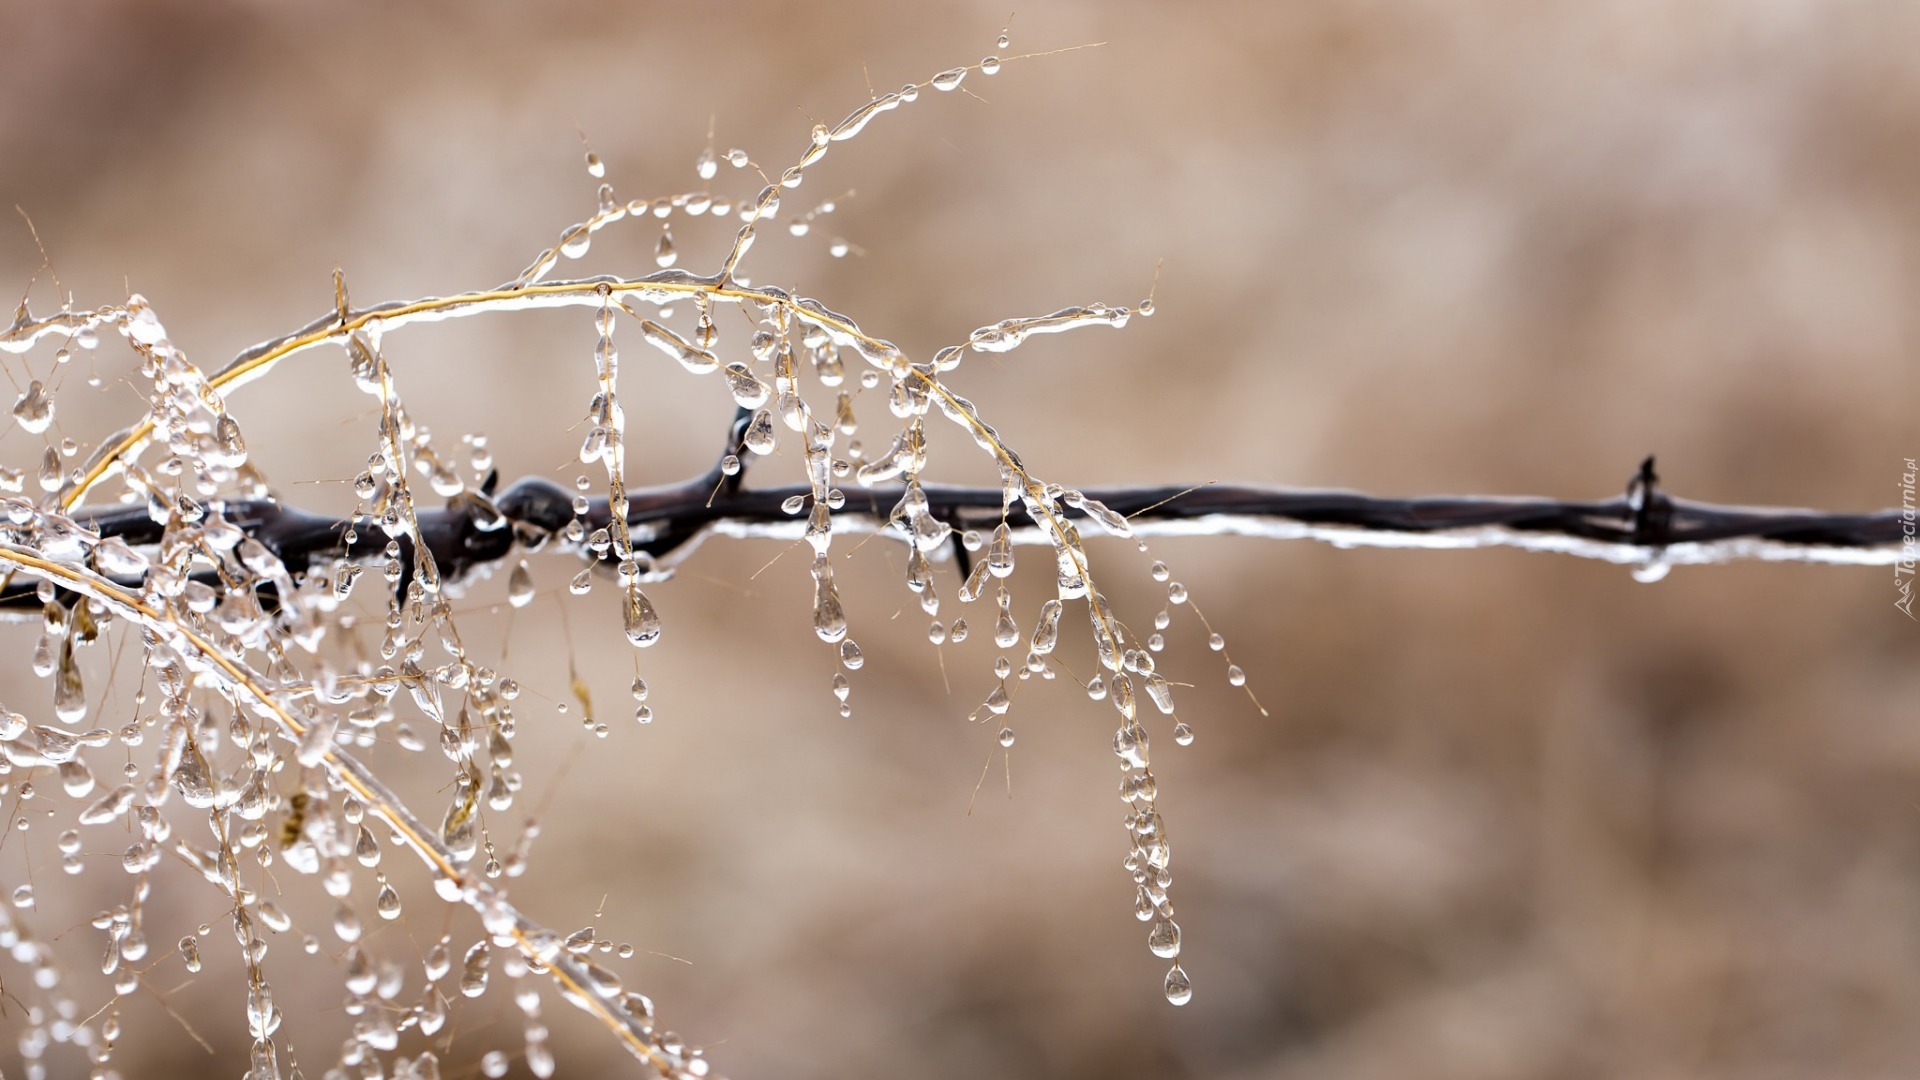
(1, 1, 1917, 1077)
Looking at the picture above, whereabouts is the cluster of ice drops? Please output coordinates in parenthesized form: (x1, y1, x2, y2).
(0, 35, 1240, 1080)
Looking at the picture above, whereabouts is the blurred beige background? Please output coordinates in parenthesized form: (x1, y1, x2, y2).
(1, 1, 1917, 1077)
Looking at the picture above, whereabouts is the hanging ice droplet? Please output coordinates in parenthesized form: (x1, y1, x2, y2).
(742, 409, 776, 455)
(54, 638, 86, 723)
(725, 364, 770, 409)
(579, 425, 608, 463)
(839, 639, 864, 670)
(997, 727, 1015, 747)
(12, 380, 52, 434)
(585, 151, 605, 178)
(1172, 722, 1194, 747)
(460, 941, 491, 997)
(1632, 558, 1671, 583)
(931, 66, 967, 91)
(212, 414, 248, 466)
(811, 554, 847, 643)
(569, 569, 593, 595)
(1030, 598, 1062, 655)
(623, 583, 662, 647)
(1148, 917, 1182, 959)
(655, 228, 677, 269)
(986, 523, 1015, 577)
(1164, 964, 1193, 1005)
(994, 587, 1019, 648)
(508, 561, 535, 607)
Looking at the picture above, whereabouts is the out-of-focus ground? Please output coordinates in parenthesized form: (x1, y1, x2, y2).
(1, 1, 1916, 1077)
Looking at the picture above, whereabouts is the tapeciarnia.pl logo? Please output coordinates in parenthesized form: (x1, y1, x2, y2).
(1898, 457, 1916, 619)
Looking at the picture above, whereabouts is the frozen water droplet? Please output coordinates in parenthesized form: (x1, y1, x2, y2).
(984, 681, 1010, 715)
(1149, 561, 1170, 582)
(696, 147, 718, 180)
(994, 586, 1019, 648)
(1143, 672, 1175, 714)
(1149, 916, 1182, 958)
(1173, 722, 1195, 746)
(743, 409, 776, 455)
(998, 727, 1015, 747)
(1632, 558, 1671, 583)
(585, 151, 605, 178)
(12, 380, 52, 433)
(1164, 964, 1193, 1005)
(655, 228, 677, 269)
(179, 935, 202, 972)
(1167, 582, 1188, 604)
(931, 66, 967, 92)
(623, 584, 662, 647)
(811, 554, 847, 642)
(725, 363, 770, 409)
(1226, 664, 1246, 687)
(839, 639, 864, 670)
(949, 618, 968, 643)
(986, 523, 1014, 577)
(1207, 633, 1225, 652)
(981, 55, 1002, 75)
(376, 879, 403, 920)
(579, 425, 608, 463)
(832, 672, 850, 702)
(54, 640, 87, 723)
(213, 414, 247, 465)
(1030, 598, 1063, 655)
(460, 941, 491, 997)
(508, 561, 535, 607)
(569, 569, 593, 595)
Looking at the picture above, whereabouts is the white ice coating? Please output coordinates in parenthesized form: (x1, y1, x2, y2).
(701, 511, 1904, 570)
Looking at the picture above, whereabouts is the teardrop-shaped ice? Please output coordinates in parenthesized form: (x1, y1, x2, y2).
(507, 561, 535, 607)
(1163, 964, 1192, 1006)
(623, 584, 662, 647)
(12, 380, 52, 434)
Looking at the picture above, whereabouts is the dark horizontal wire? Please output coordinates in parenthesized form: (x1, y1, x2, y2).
(7, 454, 1905, 615)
